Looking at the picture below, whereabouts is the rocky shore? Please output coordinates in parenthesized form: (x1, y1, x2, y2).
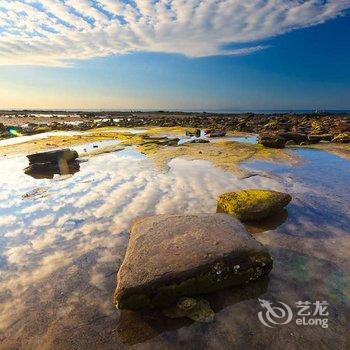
(1, 111, 349, 144)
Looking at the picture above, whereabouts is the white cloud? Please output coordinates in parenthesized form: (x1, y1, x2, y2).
(0, 0, 348, 66)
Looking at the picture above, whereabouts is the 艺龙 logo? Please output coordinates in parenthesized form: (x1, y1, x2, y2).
(258, 299, 329, 328)
(258, 298, 293, 328)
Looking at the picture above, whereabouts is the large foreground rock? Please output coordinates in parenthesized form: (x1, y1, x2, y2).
(114, 214, 272, 310)
(217, 189, 292, 221)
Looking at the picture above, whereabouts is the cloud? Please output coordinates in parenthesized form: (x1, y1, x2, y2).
(0, 0, 349, 66)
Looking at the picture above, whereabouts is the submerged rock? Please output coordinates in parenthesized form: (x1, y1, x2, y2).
(163, 297, 215, 322)
(114, 214, 273, 310)
(217, 189, 292, 222)
(186, 139, 209, 144)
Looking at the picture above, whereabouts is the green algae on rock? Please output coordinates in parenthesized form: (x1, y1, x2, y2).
(217, 189, 292, 222)
(163, 297, 215, 323)
(114, 214, 273, 310)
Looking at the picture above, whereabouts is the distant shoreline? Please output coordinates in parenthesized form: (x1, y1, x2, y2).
(0, 109, 349, 116)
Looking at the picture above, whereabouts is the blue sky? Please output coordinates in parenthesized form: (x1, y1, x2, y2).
(0, 1, 349, 110)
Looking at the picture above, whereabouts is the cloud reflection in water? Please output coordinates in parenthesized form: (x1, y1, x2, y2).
(0, 147, 349, 349)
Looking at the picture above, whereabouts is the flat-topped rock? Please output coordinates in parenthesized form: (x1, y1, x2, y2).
(114, 214, 273, 310)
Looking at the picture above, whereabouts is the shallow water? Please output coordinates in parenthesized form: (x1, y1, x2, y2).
(229, 135, 258, 144)
(72, 139, 121, 155)
(177, 131, 258, 145)
(97, 128, 148, 134)
(0, 131, 84, 147)
(0, 143, 349, 349)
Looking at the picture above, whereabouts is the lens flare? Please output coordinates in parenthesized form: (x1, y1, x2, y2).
(7, 128, 22, 137)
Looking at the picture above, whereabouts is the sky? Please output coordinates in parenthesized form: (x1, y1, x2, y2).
(0, 0, 349, 111)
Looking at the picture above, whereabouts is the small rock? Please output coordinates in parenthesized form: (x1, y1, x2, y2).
(278, 132, 307, 144)
(209, 130, 226, 138)
(22, 187, 48, 200)
(163, 297, 215, 323)
(308, 134, 333, 143)
(186, 129, 201, 137)
(258, 135, 286, 148)
(332, 133, 350, 143)
(285, 140, 295, 146)
(217, 189, 292, 221)
(185, 139, 209, 144)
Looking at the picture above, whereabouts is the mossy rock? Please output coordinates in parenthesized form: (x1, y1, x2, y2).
(217, 189, 292, 222)
(33, 126, 52, 133)
(163, 297, 215, 323)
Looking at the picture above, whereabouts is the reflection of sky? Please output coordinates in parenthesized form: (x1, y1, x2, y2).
(243, 148, 350, 237)
(175, 130, 258, 145)
(0, 147, 349, 348)
(0, 149, 284, 328)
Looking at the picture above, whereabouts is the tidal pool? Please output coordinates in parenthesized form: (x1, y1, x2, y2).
(0, 145, 349, 349)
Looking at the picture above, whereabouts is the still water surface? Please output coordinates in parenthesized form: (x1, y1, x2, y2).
(0, 143, 349, 349)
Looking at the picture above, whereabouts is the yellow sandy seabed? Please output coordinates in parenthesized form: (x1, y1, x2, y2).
(0, 126, 300, 176)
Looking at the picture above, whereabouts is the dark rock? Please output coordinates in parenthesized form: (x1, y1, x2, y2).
(209, 130, 226, 138)
(114, 214, 273, 310)
(186, 139, 209, 144)
(308, 134, 333, 143)
(285, 140, 296, 146)
(258, 135, 286, 149)
(332, 133, 350, 143)
(186, 129, 201, 137)
(27, 149, 78, 165)
(278, 132, 307, 144)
